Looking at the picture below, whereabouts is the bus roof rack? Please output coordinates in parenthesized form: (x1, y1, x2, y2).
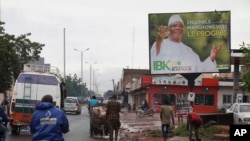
(23, 64, 60, 76)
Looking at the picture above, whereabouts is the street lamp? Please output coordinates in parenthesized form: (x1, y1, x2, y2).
(94, 76, 100, 94)
(85, 61, 97, 92)
(74, 48, 90, 83)
(93, 69, 100, 93)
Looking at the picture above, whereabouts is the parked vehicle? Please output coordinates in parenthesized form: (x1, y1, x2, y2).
(9, 64, 66, 135)
(226, 103, 250, 124)
(136, 105, 156, 117)
(63, 97, 82, 115)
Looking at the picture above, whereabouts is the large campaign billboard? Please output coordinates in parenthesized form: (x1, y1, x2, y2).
(149, 11, 231, 74)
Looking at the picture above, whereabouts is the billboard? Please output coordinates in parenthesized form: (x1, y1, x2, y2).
(149, 11, 231, 74)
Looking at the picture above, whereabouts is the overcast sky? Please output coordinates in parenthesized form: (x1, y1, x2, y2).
(1, 0, 250, 94)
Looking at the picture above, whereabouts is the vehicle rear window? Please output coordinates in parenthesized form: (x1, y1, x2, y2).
(240, 105, 250, 112)
(18, 74, 58, 85)
(65, 98, 77, 103)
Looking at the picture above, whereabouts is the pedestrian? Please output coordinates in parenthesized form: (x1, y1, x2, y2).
(141, 99, 149, 113)
(88, 96, 99, 112)
(0, 104, 10, 141)
(187, 111, 202, 141)
(150, 14, 222, 73)
(30, 94, 69, 141)
(160, 100, 175, 141)
(106, 94, 121, 141)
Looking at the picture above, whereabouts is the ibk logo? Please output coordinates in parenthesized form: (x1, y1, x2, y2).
(230, 125, 250, 140)
(153, 60, 171, 71)
(153, 60, 192, 72)
(153, 60, 182, 71)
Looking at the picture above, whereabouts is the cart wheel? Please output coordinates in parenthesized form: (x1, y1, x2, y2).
(148, 109, 154, 116)
(136, 110, 144, 117)
(90, 125, 93, 137)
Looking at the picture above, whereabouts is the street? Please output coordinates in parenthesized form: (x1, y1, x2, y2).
(6, 105, 229, 141)
(7, 105, 107, 141)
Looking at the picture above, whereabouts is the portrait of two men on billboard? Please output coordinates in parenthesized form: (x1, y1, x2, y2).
(149, 11, 231, 75)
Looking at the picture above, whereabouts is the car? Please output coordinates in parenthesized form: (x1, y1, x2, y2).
(226, 103, 250, 124)
(63, 97, 82, 115)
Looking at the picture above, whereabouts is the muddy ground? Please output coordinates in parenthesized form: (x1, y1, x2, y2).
(119, 108, 229, 141)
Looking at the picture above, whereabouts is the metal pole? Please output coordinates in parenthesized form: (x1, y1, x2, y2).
(233, 58, 240, 103)
(93, 69, 99, 93)
(74, 48, 89, 82)
(93, 70, 95, 93)
(0, 0, 2, 21)
(63, 28, 66, 82)
(112, 79, 115, 93)
(90, 64, 92, 92)
(81, 51, 83, 83)
(85, 61, 97, 93)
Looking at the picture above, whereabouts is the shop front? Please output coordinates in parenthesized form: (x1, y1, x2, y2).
(130, 76, 219, 113)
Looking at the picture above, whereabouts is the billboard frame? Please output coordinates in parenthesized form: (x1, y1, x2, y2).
(149, 11, 231, 75)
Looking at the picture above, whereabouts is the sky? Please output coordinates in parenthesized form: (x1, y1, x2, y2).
(1, 0, 250, 94)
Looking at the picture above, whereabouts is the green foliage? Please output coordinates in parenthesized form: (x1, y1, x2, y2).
(147, 125, 174, 137)
(174, 124, 222, 137)
(103, 90, 114, 99)
(240, 43, 250, 65)
(147, 129, 162, 137)
(64, 73, 89, 98)
(0, 21, 44, 93)
(199, 125, 222, 137)
(242, 71, 250, 92)
(174, 124, 189, 136)
(240, 42, 250, 91)
(145, 124, 223, 138)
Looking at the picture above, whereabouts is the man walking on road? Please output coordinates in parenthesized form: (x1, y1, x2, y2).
(160, 100, 175, 141)
(106, 94, 121, 141)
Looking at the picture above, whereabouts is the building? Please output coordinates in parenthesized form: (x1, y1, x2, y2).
(117, 68, 150, 105)
(117, 49, 250, 113)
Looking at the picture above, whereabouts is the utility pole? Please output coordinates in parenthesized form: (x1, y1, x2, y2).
(85, 62, 97, 92)
(112, 79, 115, 93)
(63, 28, 66, 82)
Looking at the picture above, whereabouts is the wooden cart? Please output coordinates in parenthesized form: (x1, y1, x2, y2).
(89, 106, 109, 138)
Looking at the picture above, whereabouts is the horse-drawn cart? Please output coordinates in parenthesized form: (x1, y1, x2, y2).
(89, 106, 109, 138)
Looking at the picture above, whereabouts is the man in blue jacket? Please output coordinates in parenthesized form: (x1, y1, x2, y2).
(30, 94, 69, 141)
(0, 104, 10, 140)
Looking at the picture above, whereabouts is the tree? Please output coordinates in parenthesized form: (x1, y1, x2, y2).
(103, 90, 114, 99)
(0, 21, 44, 93)
(64, 73, 89, 98)
(240, 42, 250, 91)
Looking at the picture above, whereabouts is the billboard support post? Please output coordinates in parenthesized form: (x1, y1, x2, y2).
(182, 73, 201, 110)
(233, 58, 240, 103)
